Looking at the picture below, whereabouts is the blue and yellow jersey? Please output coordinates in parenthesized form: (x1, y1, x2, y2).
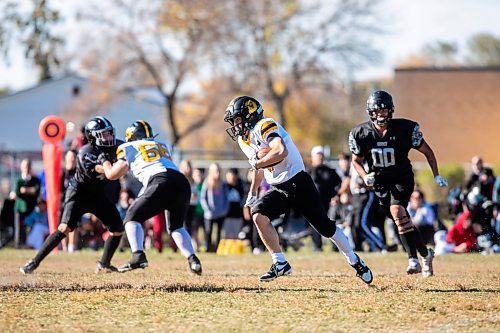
(116, 139, 178, 187)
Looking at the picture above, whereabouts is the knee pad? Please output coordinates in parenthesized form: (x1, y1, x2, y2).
(394, 215, 414, 234)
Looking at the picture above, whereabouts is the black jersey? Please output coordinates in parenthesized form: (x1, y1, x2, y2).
(348, 119, 423, 183)
(73, 140, 124, 189)
(307, 165, 342, 205)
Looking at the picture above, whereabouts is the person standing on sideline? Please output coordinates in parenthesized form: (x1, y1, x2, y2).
(306, 146, 342, 252)
(224, 95, 372, 283)
(99, 120, 202, 274)
(14, 158, 41, 248)
(224, 168, 245, 239)
(348, 90, 448, 277)
(20, 116, 124, 274)
(200, 163, 229, 252)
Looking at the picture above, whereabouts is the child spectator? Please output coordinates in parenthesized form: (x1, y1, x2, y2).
(435, 211, 479, 254)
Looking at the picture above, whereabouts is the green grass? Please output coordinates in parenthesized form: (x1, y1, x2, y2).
(1, 249, 499, 332)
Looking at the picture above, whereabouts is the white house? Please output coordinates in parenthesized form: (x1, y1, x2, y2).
(0, 74, 169, 152)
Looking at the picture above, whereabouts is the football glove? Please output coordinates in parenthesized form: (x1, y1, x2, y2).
(97, 152, 111, 165)
(362, 172, 376, 187)
(245, 192, 258, 208)
(434, 175, 448, 187)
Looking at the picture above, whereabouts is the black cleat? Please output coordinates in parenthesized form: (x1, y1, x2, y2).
(259, 261, 292, 282)
(350, 253, 373, 284)
(118, 251, 148, 272)
(188, 254, 202, 275)
(95, 261, 118, 274)
(20, 259, 38, 275)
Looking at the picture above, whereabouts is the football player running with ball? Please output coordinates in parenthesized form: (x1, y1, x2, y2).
(99, 120, 202, 275)
(224, 96, 372, 283)
(21, 116, 125, 274)
(348, 90, 448, 277)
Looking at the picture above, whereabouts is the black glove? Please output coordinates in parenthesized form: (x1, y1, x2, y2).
(97, 152, 111, 165)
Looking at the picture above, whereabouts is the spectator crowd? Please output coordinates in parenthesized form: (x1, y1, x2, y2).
(0, 134, 499, 257)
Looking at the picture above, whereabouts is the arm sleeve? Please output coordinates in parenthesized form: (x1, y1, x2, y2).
(348, 130, 364, 156)
(410, 122, 424, 149)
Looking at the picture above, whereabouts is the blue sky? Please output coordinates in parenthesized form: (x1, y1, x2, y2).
(1, 0, 500, 90)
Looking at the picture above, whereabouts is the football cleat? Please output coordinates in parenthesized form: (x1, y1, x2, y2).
(350, 253, 373, 284)
(95, 261, 118, 274)
(406, 258, 422, 274)
(188, 254, 202, 275)
(20, 259, 38, 275)
(118, 251, 148, 272)
(422, 248, 435, 278)
(259, 261, 292, 282)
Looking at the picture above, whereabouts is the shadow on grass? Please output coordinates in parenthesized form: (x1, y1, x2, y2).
(424, 288, 500, 293)
(0, 282, 345, 293)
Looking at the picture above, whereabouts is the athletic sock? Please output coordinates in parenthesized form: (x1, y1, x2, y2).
(330, 226, 358, 265)
(100, 235, 122, 266)
(271, 252, 286, 264)
(33, 230, 66, 265)
(413, 228, 429, 257)
(125, 221, 144, 253)
(171, 227, 195, 258)
(399, 230, 419, 259)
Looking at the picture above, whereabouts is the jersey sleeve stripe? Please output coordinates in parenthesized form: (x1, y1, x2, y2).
(261, 124, 278, 138)
(138, 120, 150, 138)
(116, 147, 125, 159)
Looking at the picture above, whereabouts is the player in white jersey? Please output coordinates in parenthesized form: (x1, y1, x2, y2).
(98, 120, 202, 275)
(224, 96, 373, 283)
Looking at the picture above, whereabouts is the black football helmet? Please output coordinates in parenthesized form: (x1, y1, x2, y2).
(224, 96, 264, 141)
(366, 90, 394, 126)
(84, 116, 116, 147)
(125, 120, 155, 142)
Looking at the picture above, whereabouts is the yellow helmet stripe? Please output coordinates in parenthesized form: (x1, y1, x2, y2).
(138, 120, 150, 138)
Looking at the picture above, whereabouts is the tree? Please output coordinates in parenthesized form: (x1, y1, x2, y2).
(422, 41, 459, 67)
(465, 33, 500, 66)
(0, 0, 65, 81)
(218, 0, 384, 128)
(77, 0, 231, 147)
(399, 33, 500, 68)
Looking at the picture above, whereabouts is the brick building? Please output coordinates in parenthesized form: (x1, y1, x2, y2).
(393, 67, 500, 164)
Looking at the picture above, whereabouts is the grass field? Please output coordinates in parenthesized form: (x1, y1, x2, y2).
(0, 248, 499, 332)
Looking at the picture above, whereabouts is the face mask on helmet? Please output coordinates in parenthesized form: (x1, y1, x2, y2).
(366, 91, 394, 126)
(224, 96, 263, 141)
(126, 120, 154, 142)
(85, 117, 116, 147)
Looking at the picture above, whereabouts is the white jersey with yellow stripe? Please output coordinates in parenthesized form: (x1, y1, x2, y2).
(116, 139, 179, 187)
(238, 117, 304, 185)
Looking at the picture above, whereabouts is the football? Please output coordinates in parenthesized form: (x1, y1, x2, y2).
(256, 147, 271, 159)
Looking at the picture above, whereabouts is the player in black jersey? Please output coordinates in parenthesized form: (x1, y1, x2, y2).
(20, 116, 125, 274)
(349, 91, 448, 277)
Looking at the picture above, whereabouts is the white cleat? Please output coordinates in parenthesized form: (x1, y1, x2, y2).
(351, 253, 373, 284)
(406, 258, 422, 275)
(422, 248, 435, 278)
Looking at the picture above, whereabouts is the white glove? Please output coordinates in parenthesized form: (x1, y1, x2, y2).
(245, 192, 258, 208)
(435, 175, 448, 187)
(249, 155, 259, 170)
(362, 172, 376, 187)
